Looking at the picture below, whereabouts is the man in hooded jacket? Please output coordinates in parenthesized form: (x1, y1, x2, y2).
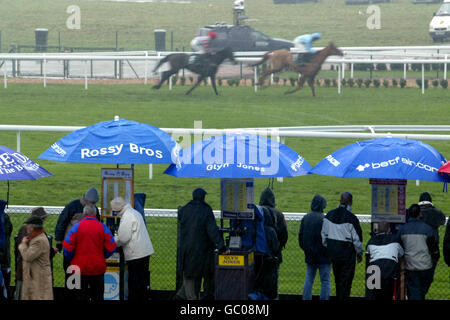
(299, 194, 331, 300)
(259, 187, 288, 299)
(175, 188, 226, 300)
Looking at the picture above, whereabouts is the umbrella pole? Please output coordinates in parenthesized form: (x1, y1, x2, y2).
(6, 180, 9, 208)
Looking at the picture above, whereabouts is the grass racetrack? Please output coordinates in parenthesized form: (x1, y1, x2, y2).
(1, 83, 449, 299)
(0, 0, 447, 52)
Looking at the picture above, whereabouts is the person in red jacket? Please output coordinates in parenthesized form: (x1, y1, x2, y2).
(63, 205, 116, 301)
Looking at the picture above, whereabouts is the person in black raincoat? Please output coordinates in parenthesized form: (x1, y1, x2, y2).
(0, 200, 12, 300)
(255, 187, 288, 299)
(175, 188, 226, 300)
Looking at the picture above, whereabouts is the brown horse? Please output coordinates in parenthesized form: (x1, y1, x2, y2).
(252, 42, 343, 97)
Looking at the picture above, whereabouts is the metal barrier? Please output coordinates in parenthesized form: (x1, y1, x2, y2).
(1, 47, 449, 93)
(3, 206, 449, 299)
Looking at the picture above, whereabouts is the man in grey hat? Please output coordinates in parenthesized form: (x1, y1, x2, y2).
(54, 187, 100, 300)
(14, 207, 55, 300)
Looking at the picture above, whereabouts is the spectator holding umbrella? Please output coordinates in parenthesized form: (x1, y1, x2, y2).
(298, 194, 331, 300)
(110, 197, 154, 301)
(18, 216, 53, 300)
(398, 204, 440, 300)
(63, 204, 116, 301)
(321, 192, 363, 301)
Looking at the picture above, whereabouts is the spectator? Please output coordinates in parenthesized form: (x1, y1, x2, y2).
(365, 222, 404, 300)
(444, 219, 450, 267)
(299, 194, 331, 300)
(63, 204, 116, 301)
(321, 192, 363, 301)
(18, 216, 53, 300)
(398, 204, 440, 300)
(418, 192, 446, 241)
(251, 204, 281, 300)
(259, 187, 288, 298)
(0, 199, 12, 299)
(175, 188, 226, 300)
(111, 197, 154, 301)
(55, 187, 100, 298)
(14, 207, 56, 300)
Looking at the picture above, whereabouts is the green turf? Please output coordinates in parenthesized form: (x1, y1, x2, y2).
(0, 0, 446, 53)
(1, 83, 449, 299)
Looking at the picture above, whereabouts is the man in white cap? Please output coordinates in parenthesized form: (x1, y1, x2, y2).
(111, 197, 154, 300)
(54, 187, 100, 300)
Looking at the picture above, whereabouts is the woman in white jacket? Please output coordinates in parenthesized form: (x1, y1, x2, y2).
(111, 197, 154, 300)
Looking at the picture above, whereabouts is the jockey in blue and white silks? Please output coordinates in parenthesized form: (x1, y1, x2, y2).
(293, 32, 322, 65)
(293, 32, 322, 53)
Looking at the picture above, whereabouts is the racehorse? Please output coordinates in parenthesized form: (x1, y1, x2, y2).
(252, 43, 343, 97)
(152, 47, 236, 95)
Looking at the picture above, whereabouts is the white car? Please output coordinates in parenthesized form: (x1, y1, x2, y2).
(429, 0, 450, 42)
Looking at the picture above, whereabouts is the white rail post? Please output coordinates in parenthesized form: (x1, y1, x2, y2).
(403, 63, 407, 80)
(338, 63, 341, 95)
(271, 73, 273, 85)
(422, 63, 425, 95)
(84, 60, 88, 90)
(254, 66, 258, 92)
(43, 55, 47, 88)
(445, 54, 448, 81)
(169, 75, 172, 90)
(149, 164, 153, 180)
(144, 51, 148, 85)
(16, 131, 21, 153)
(342, 63, 345, 79)
(350, 63, 354, 79)
(3, 61, 7, 89)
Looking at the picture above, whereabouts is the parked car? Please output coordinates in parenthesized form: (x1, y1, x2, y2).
(193, 23, 294, 52)
(429, 0, 450, 42)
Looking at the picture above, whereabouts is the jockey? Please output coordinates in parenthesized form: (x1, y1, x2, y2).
(190, 31, 217, 54)
(189, 31, 218, 65)
(293, 32, 322, 65)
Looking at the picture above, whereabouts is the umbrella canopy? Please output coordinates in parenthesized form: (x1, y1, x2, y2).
(310, 137, 447, 182)
(39, 118, 181, 165)
(438, 161, 450, 175)
(0, 145, 53, 181)
(164, 133, 312, 178)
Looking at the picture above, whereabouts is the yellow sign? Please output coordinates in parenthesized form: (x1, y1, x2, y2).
(106, 266, 120, 272)
(218, 255, 245, 266)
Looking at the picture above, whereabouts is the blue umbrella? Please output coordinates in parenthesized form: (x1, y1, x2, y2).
(0, 145, 53, 181)
(164, 133, 312, 178)
(310, 137, 447, 182)
(39, 118, 181, 165)
(0, 145, 53, 206)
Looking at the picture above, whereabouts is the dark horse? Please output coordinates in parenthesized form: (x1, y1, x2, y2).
(152, 47, 236, 95)
(252, 43, 343, 97)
